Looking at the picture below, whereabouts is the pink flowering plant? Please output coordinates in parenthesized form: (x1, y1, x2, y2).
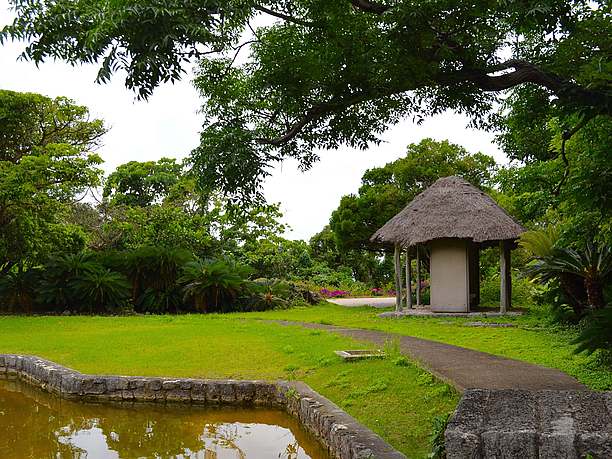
(319, 288, 350, 298)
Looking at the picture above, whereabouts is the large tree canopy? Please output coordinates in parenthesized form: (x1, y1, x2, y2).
(3, 1, 610, 200)
(0, 90, 105, 272)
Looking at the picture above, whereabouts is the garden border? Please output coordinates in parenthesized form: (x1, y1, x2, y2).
(0, 354, 405, 459)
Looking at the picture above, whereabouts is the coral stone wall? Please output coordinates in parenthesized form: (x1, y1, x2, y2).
(0, 354, 405, 459)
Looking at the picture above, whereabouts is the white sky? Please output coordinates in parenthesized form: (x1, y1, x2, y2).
(0, 2, 507, 241)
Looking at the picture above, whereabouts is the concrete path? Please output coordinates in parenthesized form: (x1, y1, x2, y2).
(327, 297, 396, 308)
(275, 321, 585, 392)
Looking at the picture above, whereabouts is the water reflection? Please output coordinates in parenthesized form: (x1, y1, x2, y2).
(0, 379, 330, 459)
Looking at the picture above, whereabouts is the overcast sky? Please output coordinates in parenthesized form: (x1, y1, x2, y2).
(0, 2, 507, 241)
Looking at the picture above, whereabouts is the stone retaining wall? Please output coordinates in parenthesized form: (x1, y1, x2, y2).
(446, 389, 612, 459)
(0, 354, 404, 459)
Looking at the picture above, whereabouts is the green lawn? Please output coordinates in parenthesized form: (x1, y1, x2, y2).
(0, 314, 458, 458)
(1, 303, 609, 457)
(239, 303, 612, 390)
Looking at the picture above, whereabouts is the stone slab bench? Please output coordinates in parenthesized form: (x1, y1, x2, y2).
(0, 354, 404, 459)
(446, 388, 612, 459)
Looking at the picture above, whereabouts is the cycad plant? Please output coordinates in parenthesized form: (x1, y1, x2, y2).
(179, 259, 252, 312)
(37, 252, 98, 310)
(69, 268, 131, 313)
(245, 278, 292, 311)
(521, 229, 611, 314)
(0, 268, 40, 313)
(574, 307, 612, 357)
(118, 246, 193, 312)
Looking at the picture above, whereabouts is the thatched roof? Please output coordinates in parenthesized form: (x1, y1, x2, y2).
(371, 176, 525, 247)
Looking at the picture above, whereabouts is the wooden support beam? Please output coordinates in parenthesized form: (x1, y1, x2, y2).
(394, 244, 402, 312)
(500, 241, 511, 313)
(405, 248, 413, 309)
(416, 244, 421, 307)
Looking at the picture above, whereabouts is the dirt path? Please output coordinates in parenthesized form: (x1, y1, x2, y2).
(273, 320, 586, 392)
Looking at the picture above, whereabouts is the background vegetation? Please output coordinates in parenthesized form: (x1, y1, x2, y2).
(1, 86, 610, 360)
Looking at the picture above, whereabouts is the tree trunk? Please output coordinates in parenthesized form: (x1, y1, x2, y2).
(195, 296, 207, 313)
(559, 273, 587, 316)
(584, 277, 605, 310)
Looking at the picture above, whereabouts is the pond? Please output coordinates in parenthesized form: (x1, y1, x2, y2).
(0, 378, 331, 459)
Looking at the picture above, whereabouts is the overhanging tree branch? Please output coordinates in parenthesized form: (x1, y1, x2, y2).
(553, 114, 595, 196)
(254, 91, 380, 146)
(350, 0, 391, 14)
(466, 60, 612, 114)
(254, 5, 313, 26)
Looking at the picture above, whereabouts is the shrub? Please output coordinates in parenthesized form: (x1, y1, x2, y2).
(241, 278, 293, 311)
(0, 268, 41, 313)
(114, 246, 193, 313)
(428, 413, 451, 459)
(522, 231, 611, 316)
(37, 252, 100, 311)
(574, 306, 612, 358)
(69, 268, 131, 313)
(320, 288, 350, 298)
(239, 278, 321, 312)
(179, 259, 252, 312)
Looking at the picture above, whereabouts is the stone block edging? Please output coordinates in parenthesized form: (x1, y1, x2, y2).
(0, 354, 405, 459)
(446, 388, 612, 459)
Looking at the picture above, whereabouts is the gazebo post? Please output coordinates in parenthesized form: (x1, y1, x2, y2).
(405, 248, 413, 309)
(393, 244, 403, 312)
(416, 244, 421, 307)
(500, 241, 511, 313)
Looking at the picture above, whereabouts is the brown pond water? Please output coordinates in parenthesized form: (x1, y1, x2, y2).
(0, 379, 331, 459)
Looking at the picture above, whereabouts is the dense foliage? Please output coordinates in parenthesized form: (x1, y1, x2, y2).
(2, 0, 610, 202)
(0, 90, 104, 274)
(1, 0, 610, 353)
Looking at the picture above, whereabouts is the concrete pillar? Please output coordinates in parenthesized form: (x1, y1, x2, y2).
(405, 248, 413, 309)
(416, 244, 421, 307)
(394, 244, 402, 312)
(500, 241, 511, 313)
(468, 243, 481, 309)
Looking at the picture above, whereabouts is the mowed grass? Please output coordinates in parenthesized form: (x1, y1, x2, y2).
(0, 314, 459, 458)
(240, 303, 612, 390)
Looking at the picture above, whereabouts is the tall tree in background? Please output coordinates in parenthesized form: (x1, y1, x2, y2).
(0, 90, 105, 273)
(330, 139, 497, 251)
(103, 158, 184, 207)
(2, 1, 609, 200)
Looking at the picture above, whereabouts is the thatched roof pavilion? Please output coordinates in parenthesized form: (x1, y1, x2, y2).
(371, 176, 525, 313)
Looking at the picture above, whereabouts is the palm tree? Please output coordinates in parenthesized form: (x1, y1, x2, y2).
(179, 259, 251, 312)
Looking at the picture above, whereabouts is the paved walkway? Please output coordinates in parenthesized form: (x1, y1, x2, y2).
(274, 321, 586, 392)
(327, 297, 396, 308)
(379, 308, 523, 318)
